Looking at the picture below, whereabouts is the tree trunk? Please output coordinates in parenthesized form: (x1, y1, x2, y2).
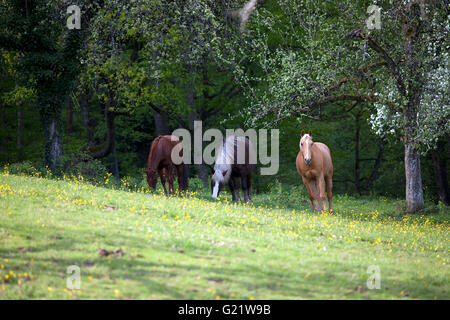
(42, 113, 63, 170)
(17, 106, 24, 161)
(404, 102, 424, 212)
(402, 1, 425, 212)
(432, 139, 449, 205)
(0, 103, 6, 155)
(90, 107, 116, 159)
(185, 73, 209, 188)
(365, 138, 386, 190)
(354, 113, 362, 194)
(109, 144, 119, 178)
(79, 90, 95, 145)
(188, 108, 208, 188)
(404, 143, 424, 212)
(66, 96, 73, 136)
(153, 109, 169, 136)
(197, 164, 209, 187)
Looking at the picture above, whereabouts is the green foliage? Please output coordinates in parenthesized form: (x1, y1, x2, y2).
(188, 177, 210, 193)
(0, 0, 447, 204)
(7, 161, 40, 176)
(1, 0, 85, 168)
(62, 151, 109, 182)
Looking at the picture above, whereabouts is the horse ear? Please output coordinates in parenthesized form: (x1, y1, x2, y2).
(301, 130, 305, 137)
(308, 130, 312, 137)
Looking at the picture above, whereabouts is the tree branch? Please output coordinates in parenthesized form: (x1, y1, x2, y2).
(148, 102, 186, 128)
(365, 137, 386, 190)
(309, 94, 399, 112)
(347, 29, 407, 98)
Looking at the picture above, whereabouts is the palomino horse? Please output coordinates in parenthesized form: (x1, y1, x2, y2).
(211, 136, 256, 203)
(145, 135, 188, 195)
(296, 130, 333, 212)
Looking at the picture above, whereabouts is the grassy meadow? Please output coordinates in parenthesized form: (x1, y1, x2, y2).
(0, 170, 448, 300)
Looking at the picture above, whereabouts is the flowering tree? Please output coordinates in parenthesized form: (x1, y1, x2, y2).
(229, 0, 448, 212)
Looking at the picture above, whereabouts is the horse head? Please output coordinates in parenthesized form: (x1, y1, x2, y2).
(145, 168, 158, 189)
(300, 130, 313, 165)
(211, 168, 228, 199)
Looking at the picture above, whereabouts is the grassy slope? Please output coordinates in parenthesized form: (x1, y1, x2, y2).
(0, 173, 448, 299)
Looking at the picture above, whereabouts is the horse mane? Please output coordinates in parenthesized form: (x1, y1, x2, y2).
(147, 136, 164, 172)
(213, 135, 252, 183)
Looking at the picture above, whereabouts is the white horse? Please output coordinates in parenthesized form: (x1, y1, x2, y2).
(211, 136, 256, 202)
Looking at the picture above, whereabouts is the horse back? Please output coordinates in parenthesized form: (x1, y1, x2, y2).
(148, 135, 182, 169)
(222, 136, 256, 177)
(162, 135, 181, 148)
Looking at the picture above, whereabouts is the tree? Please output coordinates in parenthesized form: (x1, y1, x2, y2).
(83, 0, 245, 184)
(1, 0, 84, 169)
(228, 0, 449, 212)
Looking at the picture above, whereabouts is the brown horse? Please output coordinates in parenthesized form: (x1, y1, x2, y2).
(145, 135, 188, 195)
(211, 136, 256, 203)
(296, 130, 333, 212)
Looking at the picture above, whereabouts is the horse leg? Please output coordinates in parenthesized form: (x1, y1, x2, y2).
(159, 169, 168, 195)
(326, 176, 333, 212)
(302, 176, 316, 211)
(247, 175, 252, 202)
(167, 166, 174, 195)
(241, 173, 249, 203)
(317, 175, 326, 212)
(234, 177, 242, 202)
(228, 178, 237, 202)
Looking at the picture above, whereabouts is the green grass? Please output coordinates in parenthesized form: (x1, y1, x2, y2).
(0, 172, 448, 299)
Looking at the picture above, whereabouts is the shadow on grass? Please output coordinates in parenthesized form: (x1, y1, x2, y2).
(1, 228, 446, 299)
